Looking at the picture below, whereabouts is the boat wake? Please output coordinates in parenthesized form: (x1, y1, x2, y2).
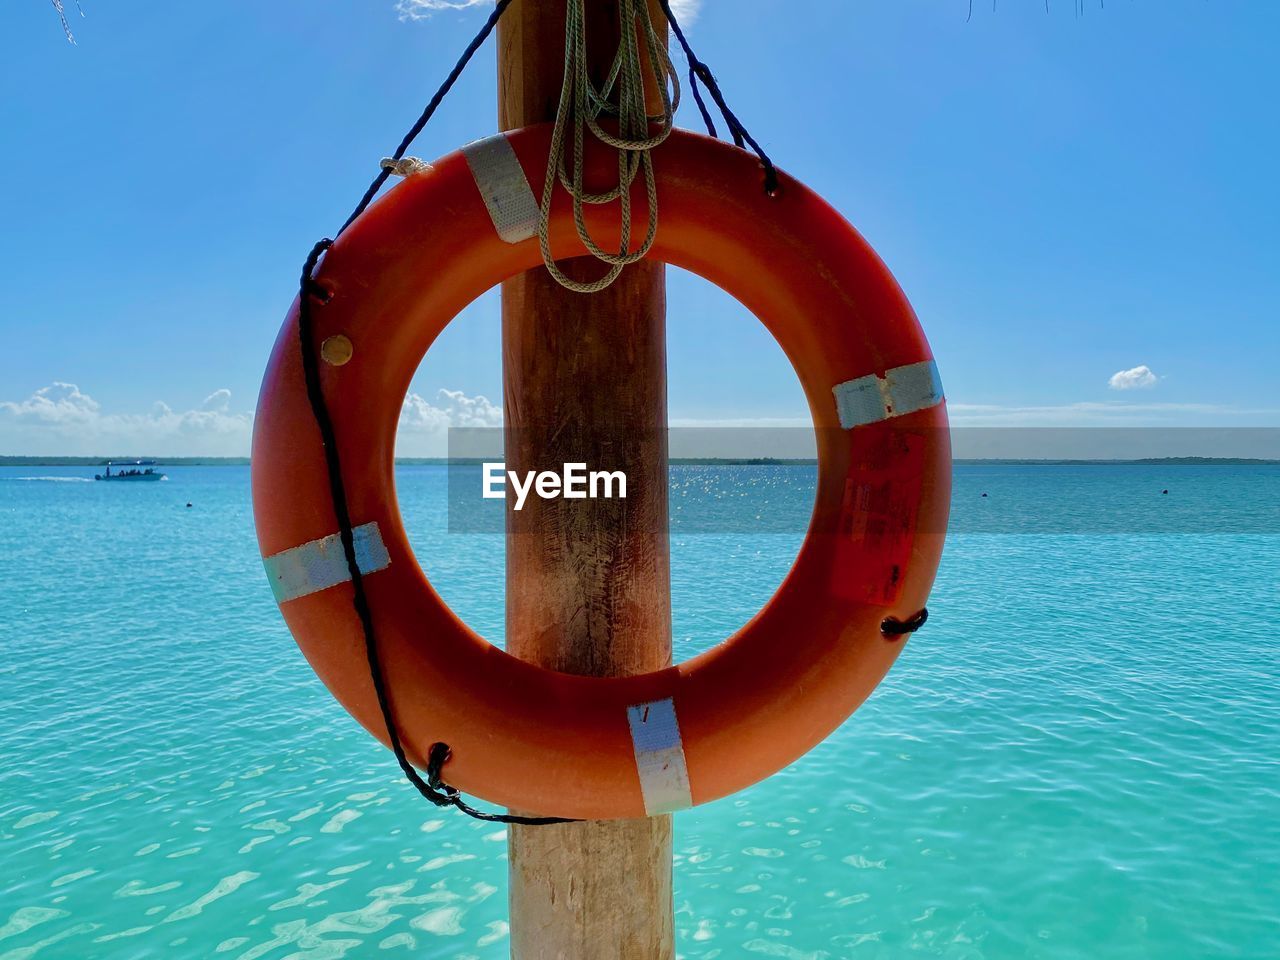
(2, 476, 95, 483)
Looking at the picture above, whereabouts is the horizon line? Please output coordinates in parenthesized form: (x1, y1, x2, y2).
(3, 456, 1279, 467)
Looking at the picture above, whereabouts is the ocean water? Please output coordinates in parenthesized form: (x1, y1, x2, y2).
(1, 464, 1278, 959)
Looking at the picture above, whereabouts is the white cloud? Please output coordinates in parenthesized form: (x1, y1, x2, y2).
(947, 401, 1280, 427)
(395, 0, 487, 20)
(399, 389, 501, 431)
(202, 388, 232, 411)
(0, 382, 251, 457)
(10, 380, 1270, 459)
(0, 382, 100, 425)
(397, 388, 502, 456)
(396, 0, 700, 26)
(669, 0, 701, 25)
(0, 382, 503, 458)
(673, 402, 1280, 430)
(435, 388, 503, 426)
(671, 401, 1280, 433)
(1108, 365, 1159, 391)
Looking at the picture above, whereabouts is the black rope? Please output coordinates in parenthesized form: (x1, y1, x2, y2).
(293, 0, 572, 827)
(881, 608, 929, 636)
(656, 0, 779, 196)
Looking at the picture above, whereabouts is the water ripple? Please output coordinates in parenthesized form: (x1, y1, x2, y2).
(2, 465, 1278, 957)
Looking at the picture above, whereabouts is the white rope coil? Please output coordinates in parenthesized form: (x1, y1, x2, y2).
(538, 0, 680, 293)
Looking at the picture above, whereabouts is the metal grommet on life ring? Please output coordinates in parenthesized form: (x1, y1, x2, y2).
(252, 124, 951, 820)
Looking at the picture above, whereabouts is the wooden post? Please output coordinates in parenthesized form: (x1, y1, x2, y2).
(498, 1, 673, 958)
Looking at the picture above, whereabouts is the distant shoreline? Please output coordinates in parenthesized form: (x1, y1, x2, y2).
(3, 456, 1278, 467)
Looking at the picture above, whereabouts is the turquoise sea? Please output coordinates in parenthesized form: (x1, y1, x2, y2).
(2, 464, 1278, 959)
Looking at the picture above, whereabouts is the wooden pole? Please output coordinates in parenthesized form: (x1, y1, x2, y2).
(498, 1, 673, 957)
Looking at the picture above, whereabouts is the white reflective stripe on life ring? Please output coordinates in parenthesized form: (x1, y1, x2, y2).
(461, 134, 539, 244)
(262, 522, 391, 604)
(626, 698, 693, 815)
(832, 359, 943, 429)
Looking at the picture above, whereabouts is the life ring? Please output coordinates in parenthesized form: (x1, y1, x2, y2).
(252, 124, 950, 820)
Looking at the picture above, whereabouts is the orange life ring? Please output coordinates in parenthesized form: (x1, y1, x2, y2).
(252, 124, 950, 820)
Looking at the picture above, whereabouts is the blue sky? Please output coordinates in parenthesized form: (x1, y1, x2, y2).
(2, 0, 1277, 456)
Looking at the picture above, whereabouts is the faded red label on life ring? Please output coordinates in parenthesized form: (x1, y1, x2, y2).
(835, 428, 927, 606)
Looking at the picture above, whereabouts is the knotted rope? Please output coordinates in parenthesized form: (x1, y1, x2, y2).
(537, 0, 681, 293)
(380, 156, 432, 177)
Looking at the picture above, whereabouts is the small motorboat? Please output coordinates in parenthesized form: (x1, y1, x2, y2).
(94, 460, 166, 482)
